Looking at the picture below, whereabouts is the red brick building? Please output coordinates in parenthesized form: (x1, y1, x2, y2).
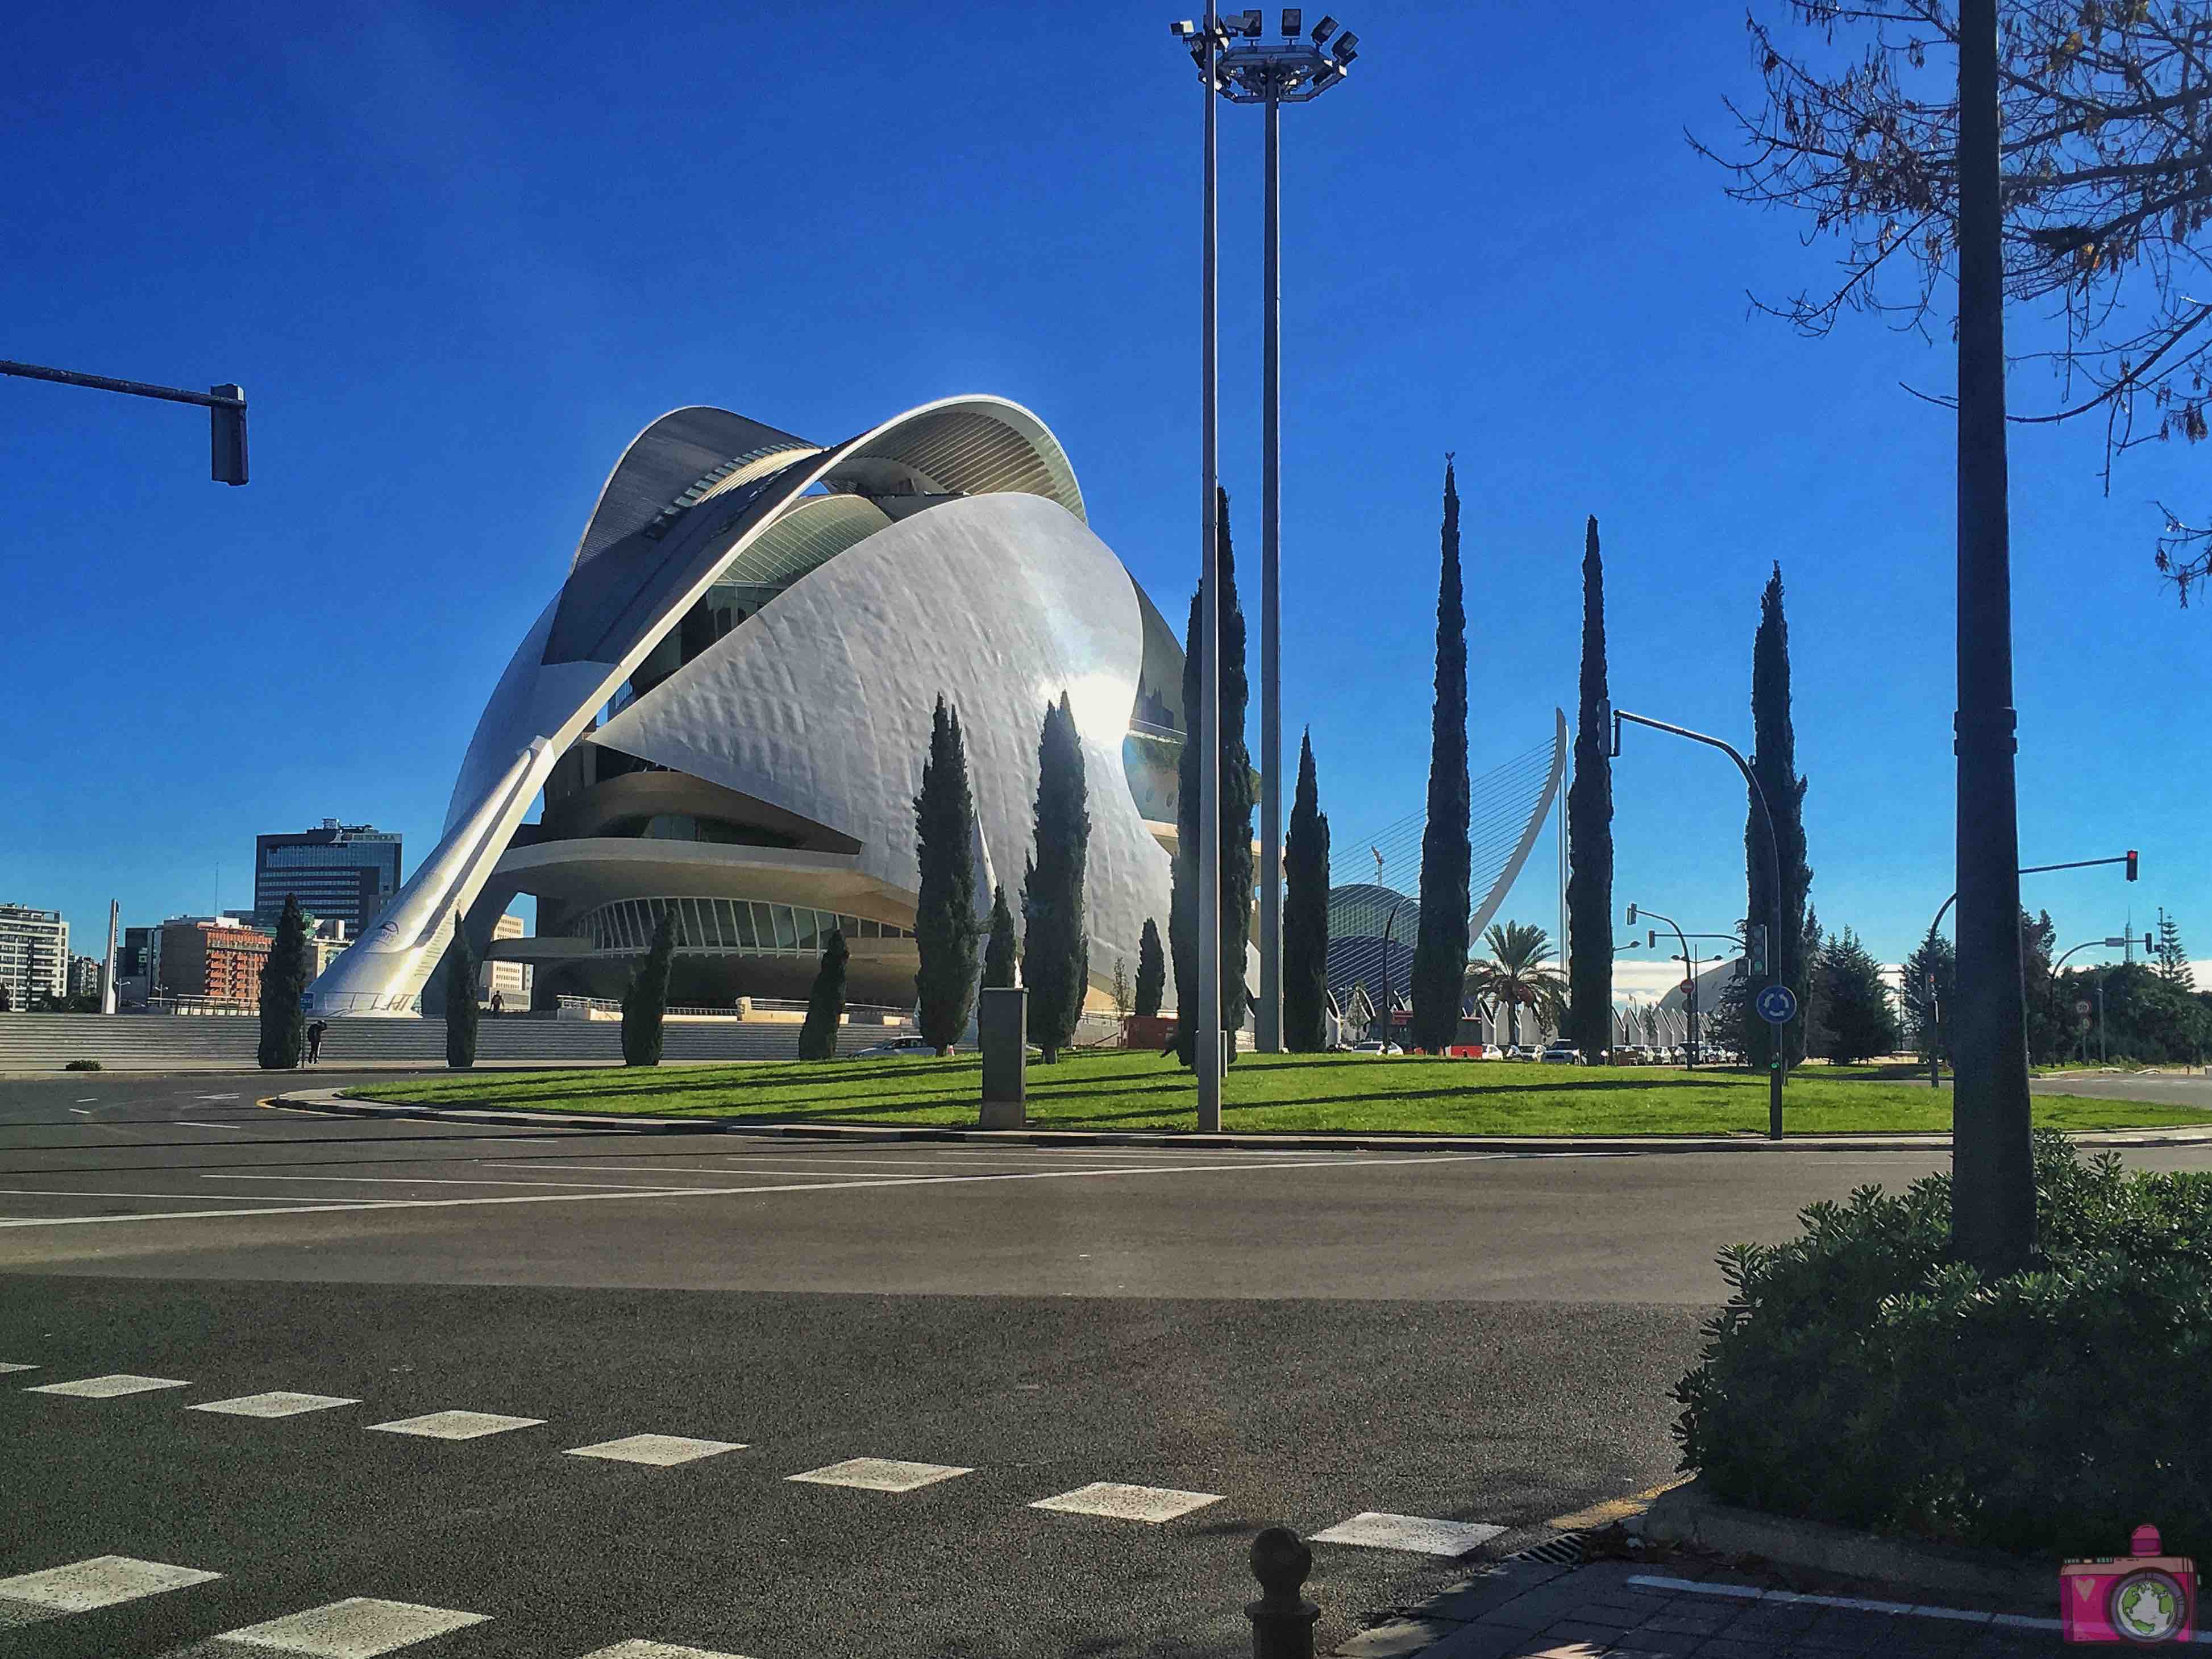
(155, 920, 273, 1009)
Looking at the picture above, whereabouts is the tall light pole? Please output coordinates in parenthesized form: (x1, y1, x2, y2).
(1187, 9, 1357, 1055)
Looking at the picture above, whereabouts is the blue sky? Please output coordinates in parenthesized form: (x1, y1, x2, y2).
(6, 0, 2203, 987)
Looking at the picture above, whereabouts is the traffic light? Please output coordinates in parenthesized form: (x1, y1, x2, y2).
(1647, 929, 1657, 949)
(2126, 849, 2139, 882)
(209, 384, 247, 485)
(1624, 903, 1637, 924)
(1748, 923, 1769, 979)
(2144, 933, 2155, 954)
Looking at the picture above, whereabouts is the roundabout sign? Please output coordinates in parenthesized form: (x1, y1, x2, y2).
(1754, 983, 1799, 1026)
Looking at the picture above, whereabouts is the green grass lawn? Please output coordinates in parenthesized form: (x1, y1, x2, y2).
(359, 1052, 2209, 1137)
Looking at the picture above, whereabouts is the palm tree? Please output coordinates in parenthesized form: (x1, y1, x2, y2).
(1465, 921, 1567, 1050)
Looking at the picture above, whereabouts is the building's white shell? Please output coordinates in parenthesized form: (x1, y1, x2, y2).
(306, 397, 1184, 1016)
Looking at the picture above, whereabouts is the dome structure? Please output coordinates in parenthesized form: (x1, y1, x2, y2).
(306, 397, 1187, 1016)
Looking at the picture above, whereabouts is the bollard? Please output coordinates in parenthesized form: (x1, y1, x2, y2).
(1246, 1526, 1320, 1659)
(978, 985, 1026, 1128)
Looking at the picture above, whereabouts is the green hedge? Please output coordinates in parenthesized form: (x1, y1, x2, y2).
(1673, 1130, 2212, 1558)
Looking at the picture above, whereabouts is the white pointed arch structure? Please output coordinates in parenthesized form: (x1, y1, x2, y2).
(307, 396, 1179, 1017)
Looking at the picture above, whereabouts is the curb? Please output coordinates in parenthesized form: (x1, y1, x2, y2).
(1637, 1478, 2055, 1607)
(267, 1092, 2212, 1154)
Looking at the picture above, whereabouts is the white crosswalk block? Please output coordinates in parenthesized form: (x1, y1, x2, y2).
(1030, 1482, 1225, 1523)
(214, 1596, 488, 1655)
(1309, 1511, 1506, 1557)
(579, 1644, 759, 1658)
(365, 1410, 543, 1440)
(564, 1434, 745, 1466)
(787, 1457, 972, 1492)
(0, 1554, 222, 1614)
(26, 1373, 191, 1398)
(191, 1392, 361, 1419)
(0, 1363, 38, 1374)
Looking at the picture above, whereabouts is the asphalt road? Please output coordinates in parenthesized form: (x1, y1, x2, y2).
(2, 1070, 2206, 1659)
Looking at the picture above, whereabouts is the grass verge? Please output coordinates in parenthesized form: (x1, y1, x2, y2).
(359, 1052, 2207, 1137)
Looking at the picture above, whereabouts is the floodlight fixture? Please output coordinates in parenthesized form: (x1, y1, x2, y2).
(1282, 7, 1302, 32)
(1171, 18, 1195, 35)
(1311, 13, 1337, 42)
(1243, 9, 1266, 35)
(1333, 30, 1358, 62)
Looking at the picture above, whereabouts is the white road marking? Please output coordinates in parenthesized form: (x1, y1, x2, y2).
(476, 1159, 1092, 1180)
(367, 1410, 543, 1440)
(1624, 1575, 2105, 1636)
(25, 1374, 192, 1399)
(208, 1173, 701, 1192)
(564, 1433, 746, 1466)
(0, 1554, 221, 1612)
(72, 1100, 96, 1107)
(0, 1363, 39, 1374)
(0, 1187, 400, 1206)
(0, 1150, 1527, 1230)
(1309, 1511, 1507, 1556)
(788, 1457, 971, 1492)
(1030, 1481, 1224, 1523)
(177, 1121, 248, 1130)
(213, 1595, 489, 1655)
(195, 1094, 242, 1101)
(580, 1643, 758, 1658)
(190, 1391, 361, 1418)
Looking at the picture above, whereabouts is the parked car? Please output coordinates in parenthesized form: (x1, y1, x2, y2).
(1349, 1040, 1404, 1055)
(1539, 1042, 1582, 1065)
(852, 1036, 938, 1058)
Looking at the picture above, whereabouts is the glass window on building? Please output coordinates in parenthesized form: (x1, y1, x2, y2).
(770, 905, 798, 952)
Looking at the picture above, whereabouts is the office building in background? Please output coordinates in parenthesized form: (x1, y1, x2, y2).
(66, 955, 104, 1001)
(0, 905, 69, 1009)
(151, 916, 272, 1010)
(481, 912, 533, 1008)
(255, 821, 402, 932)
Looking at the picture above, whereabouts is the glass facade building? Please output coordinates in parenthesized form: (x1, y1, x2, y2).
(255, 821, 403, 931)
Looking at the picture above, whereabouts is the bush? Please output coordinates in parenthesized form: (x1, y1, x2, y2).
(63, 1059, 101, 1071)
(1674, 1130, 2212, 1560)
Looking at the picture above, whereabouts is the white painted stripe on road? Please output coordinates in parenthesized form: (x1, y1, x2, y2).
(788, 1457, 971, 1491)
(580, 1643, 758, 1658)
(177, 1121, 251, 1130)
(1309, 1512, 1506, 1556)
(1030, 1482, 1224, 1523)
(0, 1187, 405, 1207)
(190, 1391, 361, 1417)
(207, 1172, 705, 1192)
(0, 1554, 221, 1611)
(565, 1433, 746, 1466)
(25, 1374, 192, 1398)
(0, 1150, 1529, 1230)
(476, 1159, 1106, 1180)
(367, 1410, 543, 1440)
(0, 1363, 38, 1374)
(195, 1094, 242, 1101)
(214, 1595, 489, 1654)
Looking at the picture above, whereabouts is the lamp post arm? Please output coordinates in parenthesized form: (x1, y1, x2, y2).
(0, 360, 244, 410)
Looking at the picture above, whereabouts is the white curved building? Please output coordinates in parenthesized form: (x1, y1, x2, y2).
(306, 397, 1188, 1016)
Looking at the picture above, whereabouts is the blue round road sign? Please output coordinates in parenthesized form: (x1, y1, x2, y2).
(1755, 983, 1798, 1025)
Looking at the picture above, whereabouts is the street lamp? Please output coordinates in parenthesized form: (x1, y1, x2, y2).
(2052, 934, 2150, 1065)
(1175, 9, 1358, 1058)
(1626, 904, 1704, 1070)
(1609, 706, 1787, 1138)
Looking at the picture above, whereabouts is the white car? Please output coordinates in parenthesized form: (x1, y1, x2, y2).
(1539, 1043, 1583, 1065)
(1349, 1040, 1404, 1055)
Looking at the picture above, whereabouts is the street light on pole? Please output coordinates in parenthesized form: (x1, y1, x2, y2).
(2, 360, 249, 484)
(1197, 9, 1357, 1055)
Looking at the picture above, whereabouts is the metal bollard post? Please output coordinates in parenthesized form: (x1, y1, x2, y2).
(978, 986, 1026, 1129)
(1246, 1526, 1319, 1659)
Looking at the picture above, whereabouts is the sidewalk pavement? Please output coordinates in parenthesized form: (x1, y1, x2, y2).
(1336, 1546, 2078, 1659)
(275, 1090, 2212, 1155)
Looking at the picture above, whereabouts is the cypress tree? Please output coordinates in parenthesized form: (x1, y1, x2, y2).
(1745, 563, 1812, 1071)
(622, 906, 676, 1067)
(798, 929, 848, 1059)
(1565, 516, 1614, 1062)
(1283, 730, 1332, 1051)
(982, 884, 1018, 990)
(1134, 918, 1165, 1018)
(256, 893, 309, 1070)
(1411, 459, 1471, 1053)
(444, 913, 478, 1070)
(913, 694, 981, 1054)
(1022, 692, 1090, 1063)
(1169, 487, 1253, 1066)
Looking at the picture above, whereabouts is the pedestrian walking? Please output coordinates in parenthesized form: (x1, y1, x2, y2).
(306, 1019, 327, 1066)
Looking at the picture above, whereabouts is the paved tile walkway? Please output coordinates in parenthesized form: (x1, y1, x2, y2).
(1332, 1557, 2081, 1659)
